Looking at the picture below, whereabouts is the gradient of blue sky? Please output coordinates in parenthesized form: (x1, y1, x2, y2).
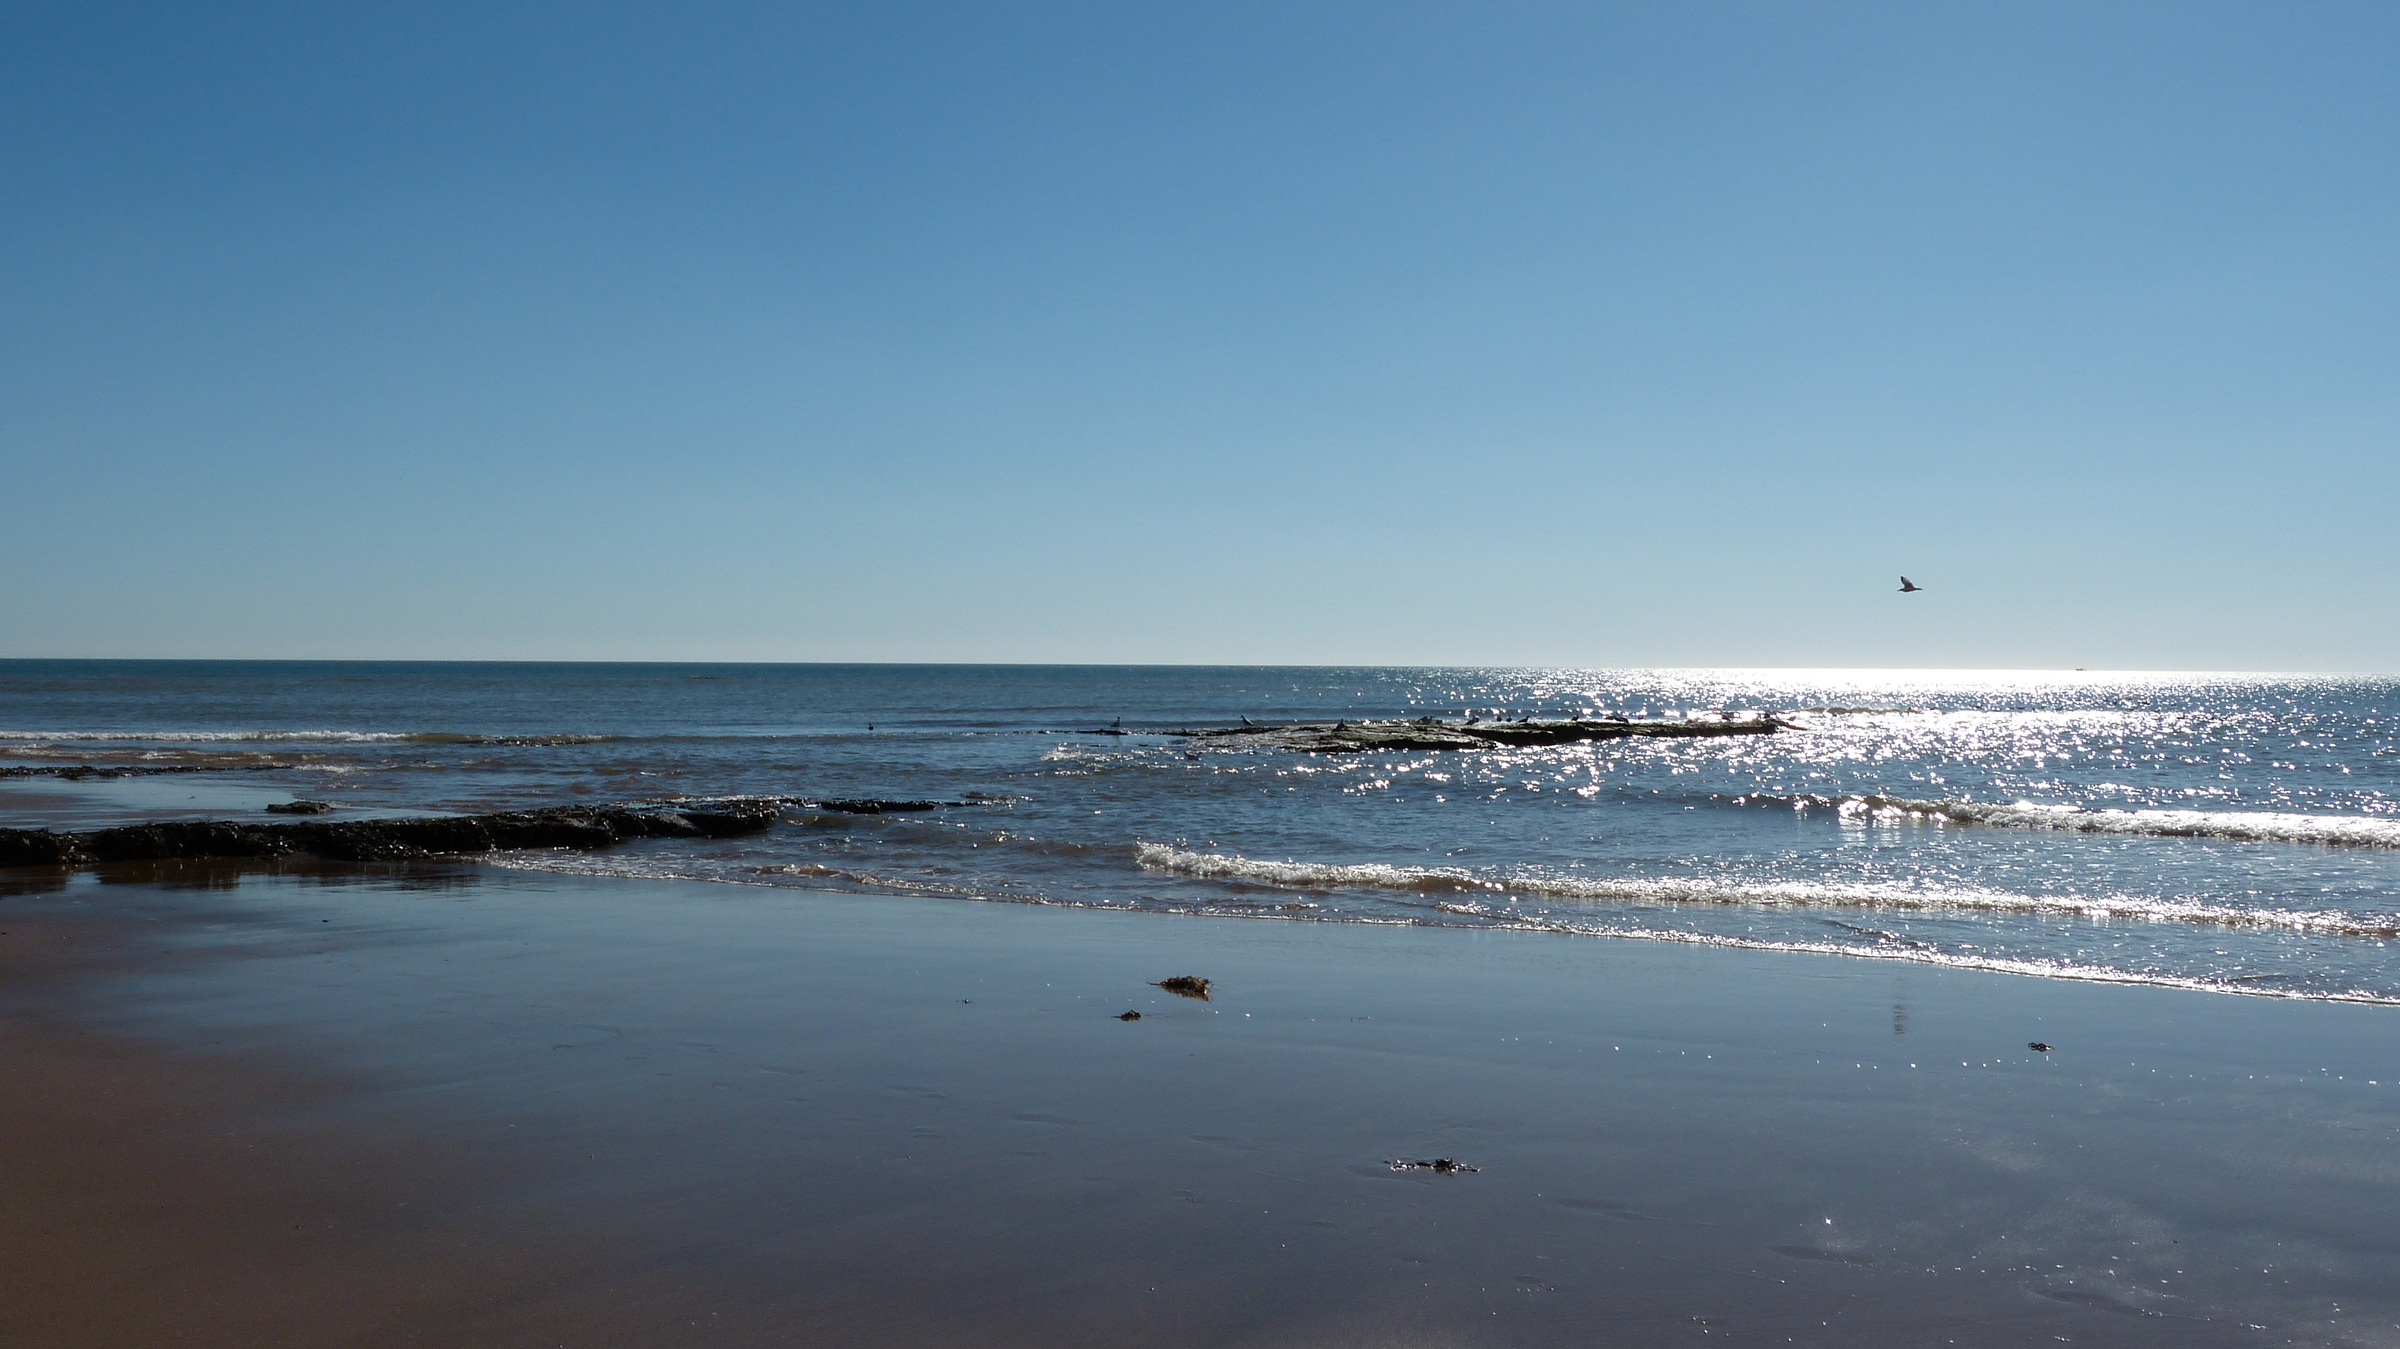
(3, 2, 2394, 667)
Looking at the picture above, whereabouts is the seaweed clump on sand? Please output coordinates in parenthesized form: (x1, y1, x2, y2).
(1152, 976, 1212, 1000)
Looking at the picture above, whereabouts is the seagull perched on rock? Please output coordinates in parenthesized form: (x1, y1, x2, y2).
(1898, 576, 1923, 593)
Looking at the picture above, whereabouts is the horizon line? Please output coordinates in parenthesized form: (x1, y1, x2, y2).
(0, 657, 2390, 678)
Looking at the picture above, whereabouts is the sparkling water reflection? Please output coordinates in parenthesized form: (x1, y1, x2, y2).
(3, 662, 2396, 1001)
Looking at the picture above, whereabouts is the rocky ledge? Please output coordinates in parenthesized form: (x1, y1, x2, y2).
(1167, 715, 1787, 754)
(0, 763, 291, 781)
(0, 802, 783, 870)
(0, 795, 1007, 871)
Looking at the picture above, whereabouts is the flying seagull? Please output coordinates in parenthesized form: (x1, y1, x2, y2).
(1898, 576, 1923, 593)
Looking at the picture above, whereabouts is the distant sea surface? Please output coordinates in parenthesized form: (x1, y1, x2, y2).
(5, 661, 2399, 1004)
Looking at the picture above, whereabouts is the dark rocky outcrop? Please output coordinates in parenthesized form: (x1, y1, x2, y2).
(0, 801, 782, 871)
(801, 799, 959, 815)
(0, 763, 290, 781)
(1167, 716, 1787, 754)
(265, 800, 337, 815)
(0, 793, 1013, 872)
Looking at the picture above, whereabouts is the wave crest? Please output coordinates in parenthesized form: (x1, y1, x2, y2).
(1133, 845, 1487, 893)
(1750, 795, 2400, 849)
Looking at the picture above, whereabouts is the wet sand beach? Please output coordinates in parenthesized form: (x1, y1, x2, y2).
(6, 863, 2400, 1346)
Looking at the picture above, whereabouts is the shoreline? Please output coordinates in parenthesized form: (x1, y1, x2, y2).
(497, 848, 2400, 1009)
(7, 861, 2399, 1345)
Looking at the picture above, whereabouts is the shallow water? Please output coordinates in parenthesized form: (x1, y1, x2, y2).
(4, 661, 2397, 1002)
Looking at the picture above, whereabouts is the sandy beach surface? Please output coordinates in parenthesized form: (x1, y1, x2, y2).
(5, 862, 2399, 1347)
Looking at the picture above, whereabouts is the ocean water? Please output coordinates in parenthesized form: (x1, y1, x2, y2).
(4, 661, 2398, 1004)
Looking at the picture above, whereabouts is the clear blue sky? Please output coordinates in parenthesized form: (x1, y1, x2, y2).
(4, 2, 2394, 668)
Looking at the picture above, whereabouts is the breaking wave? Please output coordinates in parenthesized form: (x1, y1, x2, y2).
(1747, 795, 2400, 849)
(1129, 845, 2400, 936)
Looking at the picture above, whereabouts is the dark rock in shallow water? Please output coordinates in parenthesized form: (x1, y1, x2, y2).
(0, 793, 1004, 872)
(0, 830, 75, 868)
(0, 763, 289, 781)
(1153, 975, 1212, 1000)
(265, 800, 337, 815)
(1168, 715, 1788, 754)
(801, 799, 956, 815)
(0, 801, 784, 871)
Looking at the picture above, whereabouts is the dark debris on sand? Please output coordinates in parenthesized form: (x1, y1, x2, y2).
(1153, 976, 1212, 1000)
(1389, 1158, 1479, 1174)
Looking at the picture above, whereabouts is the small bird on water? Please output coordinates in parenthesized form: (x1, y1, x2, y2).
(1898, 576, 1924, 593)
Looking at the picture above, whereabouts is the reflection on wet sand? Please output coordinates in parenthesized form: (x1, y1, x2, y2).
(2, 865, 2392, 1346)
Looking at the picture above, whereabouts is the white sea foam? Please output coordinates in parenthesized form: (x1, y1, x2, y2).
(1519, 924, 2400, 1006)
(1770, 795, 2400, 849)
(1134, 845, 1488, 893)
(1129, 844, 2399, 936)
